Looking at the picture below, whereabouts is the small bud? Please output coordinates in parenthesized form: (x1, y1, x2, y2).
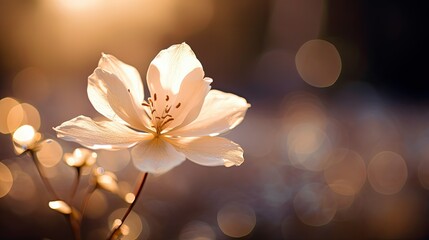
(94, 168, 119, 193)
(12, 125, 42, 154)
(48, 200, 72, 215)
(64, 148, 97, 168)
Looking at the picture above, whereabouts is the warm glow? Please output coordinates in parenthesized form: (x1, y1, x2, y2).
(97, 149, 130, 172)
(65, 148, 97, 168)
(124, 193, 135, 204)
(287, 123, 333, 171)
(85, 190, 108, 219)
(217, 202, 256, 238)
(12, 125, 37, 149)
(295, 39, 342, 88)
(0, 162, 13, 198)
(49, 200, 72, 215)
(0, 97, 20, 134)
(35, 139, 63, 168)
(96, 171, 119, 193)
(179, 221, 215, 240)
(368, 151, 408, 195)
(324, 149, 367, 196)
(13, 67, 50, 103)
(108, 209, 146, 240)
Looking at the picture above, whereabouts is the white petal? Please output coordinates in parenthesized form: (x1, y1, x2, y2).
(54, 115, 151, 150)
(98, 53, 144, 103)
(162, 74, 212, 132)
(169, 90, 250, 137)
(88, 68, 152, 131)
(147, 43, 203, 95)
(131, 137, 186, 173)
(168, 136, 244, 167)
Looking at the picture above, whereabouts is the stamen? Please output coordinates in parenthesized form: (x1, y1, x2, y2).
(175, 103, 181, 108)
(142, 102, 150, 107)
(165, 105, 171, 113)
(155, 117, 161, 120)
(151, 109, 156, 114)
(154, 93, 157, 101)
(127, 89, 130, 93)
(166, 95, 169, 101)
(161, 114, 172, 119)
(160, 118, 174, 128)
(149, 99, 154, 106)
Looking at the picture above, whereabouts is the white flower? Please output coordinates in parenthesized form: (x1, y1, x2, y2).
(54, 43, 250, 173)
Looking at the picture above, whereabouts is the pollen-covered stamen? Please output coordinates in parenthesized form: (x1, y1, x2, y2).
(141, 95, 183, 134)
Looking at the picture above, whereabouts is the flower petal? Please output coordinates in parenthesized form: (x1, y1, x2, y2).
(98, 53, 144, 103)
(131, 137, 186, 173)
(54, 115, 151, 150)
(162, 73, 212, 132)
(147, 43, 203, 95)
(88, 68, 152, 131)
(167, 136, 244, 167)
(169, 90, 250, 137)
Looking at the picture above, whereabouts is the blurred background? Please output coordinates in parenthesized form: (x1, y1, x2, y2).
(0, 0, 428, 239)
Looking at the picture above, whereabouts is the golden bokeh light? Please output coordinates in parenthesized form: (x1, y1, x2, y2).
(324, 149, 367, 196)
(287, 123, 333, 171)
(36, 139, 64, 168)
(217, 202, 256, 238)
(85, 190, 108, 219)
(368, 151, 408, 195)
(179, 221, 215, 240)
(293, 183, 336, 226)
(49, 200, 72, 215)
(13, 67, 50, 103)
(295, 39, 342, 88)
(0, 162, 14, 198)
(124, 193, 135, 204)
(7, 171, 36, 201)
(0, 97, 21, 134)
(7, 103, 41, 133)
(97, 149, 130, 172)
(108, 209, 147, 240)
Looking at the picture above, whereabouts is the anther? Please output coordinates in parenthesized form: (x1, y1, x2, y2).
(175, 103, 181, 108)
(151, 109, 156, 114)
(154, 93, 157, 101)
(165, 105, 171, 113)
(166, 95, 169, 101)
(127, 89, 130, 93)
(142, 102, 150, 107)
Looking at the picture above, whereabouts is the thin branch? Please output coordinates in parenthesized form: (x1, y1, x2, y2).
(106, 172, 149, 240)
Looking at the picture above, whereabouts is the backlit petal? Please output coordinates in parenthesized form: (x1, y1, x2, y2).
(98, 53, 144, 103)
(169, 90, 250, 137)
(54, 116, 151, 150)
(147, 43, 203, 95)
(162, 74, 212, 132)
(167, 136, 244, 167)
(131, 137, 186, 173)
(88, 68, 152, 131)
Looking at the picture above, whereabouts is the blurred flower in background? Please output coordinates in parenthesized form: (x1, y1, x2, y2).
(0, 0, 428, 239)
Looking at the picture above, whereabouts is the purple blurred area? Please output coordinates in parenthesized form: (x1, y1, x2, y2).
(1, 0, 428, 239)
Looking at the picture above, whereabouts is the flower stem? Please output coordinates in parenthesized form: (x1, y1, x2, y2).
(70, 168, 81, 201)
(29, 150, 61, 200)
(106, 172, 149, 240)
(29, 150, 80, 240)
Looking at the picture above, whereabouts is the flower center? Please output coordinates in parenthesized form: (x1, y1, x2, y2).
(141, 92, 181, 135)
